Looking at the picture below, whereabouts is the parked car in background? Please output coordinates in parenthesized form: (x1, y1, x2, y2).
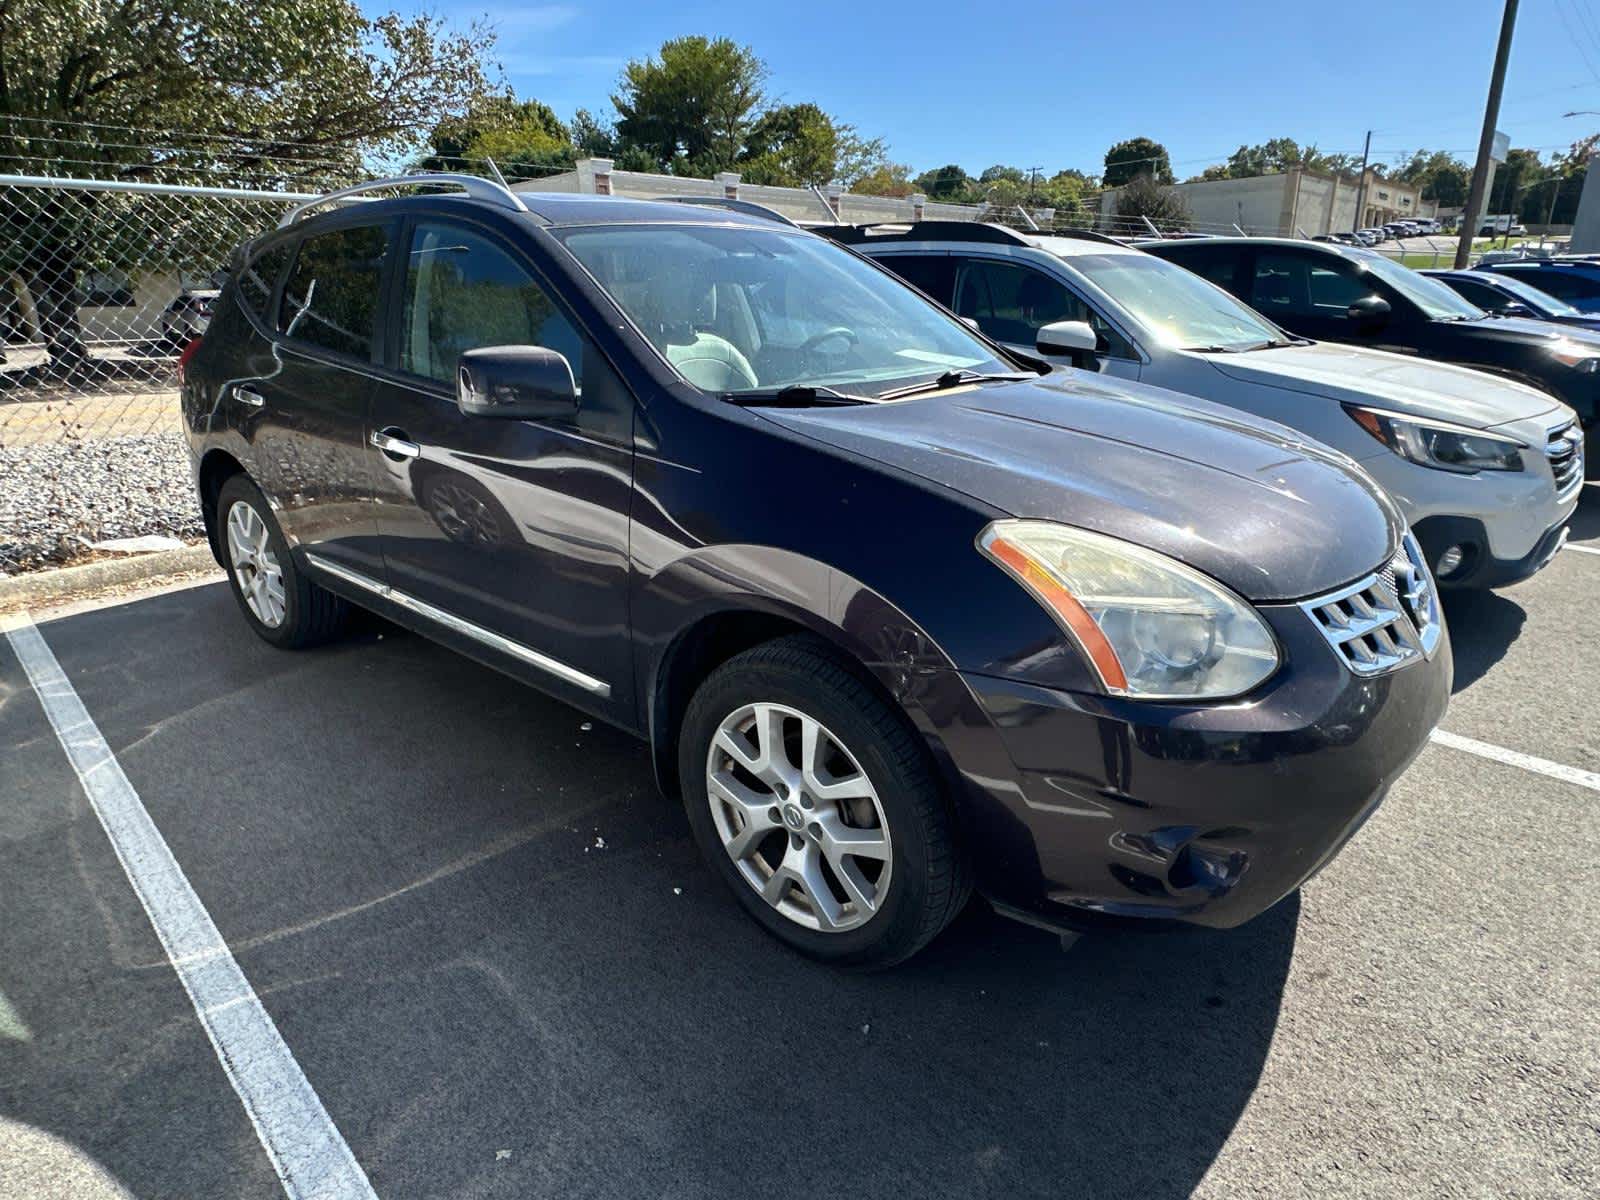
(160, 288, 219, 344)
(1423, 268, 1600, 331)
(182, 178, 1453, 966)
(1143, 236, 1599, 468)
(1475, 258, 1600, 312)
(841, 223, 1582, 588)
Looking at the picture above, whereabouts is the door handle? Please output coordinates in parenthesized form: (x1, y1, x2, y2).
(234, 385, 266, 408)
(371, 428, 422, 460)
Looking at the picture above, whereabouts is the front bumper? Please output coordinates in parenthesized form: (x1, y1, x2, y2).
(1413, 513, 1570, 589)
(919, 600, 1452, 933)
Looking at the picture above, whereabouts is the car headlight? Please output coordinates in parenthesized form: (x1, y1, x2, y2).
(1549, 338, 1600, 372)
(1343, 404, 1525, 473)
(979, 521, 1280, 700)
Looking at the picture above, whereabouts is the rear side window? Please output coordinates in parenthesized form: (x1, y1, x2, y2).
(279, 225, 390, 358)
(877, 255, 956, 305)
(238, 242, 293, 325)
(1503, 268, 1590, 301)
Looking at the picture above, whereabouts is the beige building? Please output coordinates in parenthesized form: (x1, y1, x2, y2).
(1099, 168, 1433, 236)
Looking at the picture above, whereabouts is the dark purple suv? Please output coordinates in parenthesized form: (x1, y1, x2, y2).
(180, 177, 1451, 966)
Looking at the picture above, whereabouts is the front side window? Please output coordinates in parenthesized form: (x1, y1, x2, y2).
(877, 254, 956, 305)
(279, 224, 390, 358)
(1475, 271, 1578, 315)
(1071, 251, 1282, 351)
(1350, 250, 1482, 319)
(1251, 251, 1372, 319)
(555, 224, 1010, 397)
(400, 222, 583, 386)
(953, 259, 1135, 359)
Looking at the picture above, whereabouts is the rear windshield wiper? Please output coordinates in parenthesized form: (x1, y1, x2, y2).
(876, 369, 1033, 402)
(723, 384, 870, 408)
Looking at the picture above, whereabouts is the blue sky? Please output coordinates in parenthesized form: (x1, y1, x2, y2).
(418, 0, 1600, 176)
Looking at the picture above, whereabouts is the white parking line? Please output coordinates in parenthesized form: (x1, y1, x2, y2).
(4, 615, 378, 1200)
(1565, 543, 1600, 557)
(1430, 729, 1600, 793)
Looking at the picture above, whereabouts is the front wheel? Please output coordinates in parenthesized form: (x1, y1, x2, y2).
(678, 635, 970, 967)
(217, 474, 348, 649)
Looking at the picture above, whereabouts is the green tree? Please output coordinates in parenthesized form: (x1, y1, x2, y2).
(418, 95, 574, 178)
(850, 161, 915, 197)
(1394, 150, 1471, 208)
(1113, 173, 1191, 231)
(612, 36, 766, 174)
(914, 164, 975, 201)
(571, 108, 617, 158)
(0, 0, 494, 375)
(739, 103, 839, 187)
(1104, 137, 1172, 187)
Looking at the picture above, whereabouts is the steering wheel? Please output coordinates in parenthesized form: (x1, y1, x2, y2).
(798, 327, 858, 354)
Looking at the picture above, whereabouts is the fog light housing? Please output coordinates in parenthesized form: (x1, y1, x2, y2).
(1436, 544, 1466, 578)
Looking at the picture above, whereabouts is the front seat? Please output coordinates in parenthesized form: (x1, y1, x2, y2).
(622, 271, 759, 391)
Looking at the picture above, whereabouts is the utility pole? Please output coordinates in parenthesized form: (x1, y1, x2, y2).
(1353, 130, 1372, 234)
(1456, 0, 1519, 267)
(1026, 166, 1042, 206)
(1541, 173, 1561, 248)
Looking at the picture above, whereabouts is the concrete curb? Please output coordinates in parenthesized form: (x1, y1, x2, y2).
(0, 542, 218, 612)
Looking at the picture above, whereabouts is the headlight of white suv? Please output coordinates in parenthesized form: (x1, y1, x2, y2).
(979, 521, 1280, 700)
(1343, 404, 1525, 473)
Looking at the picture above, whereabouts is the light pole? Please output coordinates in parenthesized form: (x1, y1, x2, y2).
(1455, 0, 1519, 268)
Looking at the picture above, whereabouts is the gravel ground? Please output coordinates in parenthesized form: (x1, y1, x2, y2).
(0, 433, 202, 573)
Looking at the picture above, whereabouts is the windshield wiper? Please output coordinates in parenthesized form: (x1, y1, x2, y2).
(875, 369, 1033, 402)
(1183, 343, 1244, 353)
(723, 384, 870, 408)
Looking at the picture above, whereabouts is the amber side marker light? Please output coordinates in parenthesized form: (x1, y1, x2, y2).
(981, 531, 1130, 692)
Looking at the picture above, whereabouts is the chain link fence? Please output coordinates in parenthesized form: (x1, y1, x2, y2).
(0, 175, 316, 571)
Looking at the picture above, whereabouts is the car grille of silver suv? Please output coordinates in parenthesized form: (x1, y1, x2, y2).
(1300, 532, 1442, 677)
(1547, 421, 1584, 499)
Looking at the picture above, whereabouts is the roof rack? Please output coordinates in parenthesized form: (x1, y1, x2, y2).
(276, 172, 532, 229)
(657, 195, 801, 228)
(817, 220, 1035, 247)
(1034, 228, 1129, 247)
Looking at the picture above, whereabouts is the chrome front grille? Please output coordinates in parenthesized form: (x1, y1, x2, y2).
(1548, 421, 1584, 498)
(1301, 531, 1442, 677)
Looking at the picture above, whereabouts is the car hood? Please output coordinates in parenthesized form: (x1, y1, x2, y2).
(1205, 339, 1563, 427)
(762, 373, 1400, 603)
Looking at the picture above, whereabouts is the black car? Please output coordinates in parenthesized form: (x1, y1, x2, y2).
(181, 176, 1450, 966)
(1423, 268, 1600, 332)
(1142, 237, 1600, 452)
(1473, 258, 1600, 313)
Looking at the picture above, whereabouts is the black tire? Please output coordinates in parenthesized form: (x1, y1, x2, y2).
(216, 474, 348, 649)
(678, 634, 970, 968)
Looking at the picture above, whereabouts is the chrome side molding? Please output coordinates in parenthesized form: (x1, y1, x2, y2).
(303, 553, 610, 698)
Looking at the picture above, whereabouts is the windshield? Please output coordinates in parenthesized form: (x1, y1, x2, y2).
(1480, 271, 1581, 316)
(555, 224, 1012, 398)
(1351, 251, 1485, 320)
(1072, 252, 1286, 350)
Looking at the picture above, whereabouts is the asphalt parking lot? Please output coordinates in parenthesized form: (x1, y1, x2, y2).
(2, 489, 1598, 1200)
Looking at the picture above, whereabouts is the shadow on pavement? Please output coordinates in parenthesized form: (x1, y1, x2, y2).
(1441, 588, 1527, 693)
(1568, 485, 1599, 542)
(9, 584, 1299, 1200)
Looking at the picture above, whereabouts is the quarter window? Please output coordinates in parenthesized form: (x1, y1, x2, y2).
(279, 225, 389, 358)
(952, 260, 1134, 358)
(239, 242, 293, 325)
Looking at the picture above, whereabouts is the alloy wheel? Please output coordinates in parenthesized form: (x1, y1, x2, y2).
(226, 500, 286, 628)
(705, 702, 892, 932)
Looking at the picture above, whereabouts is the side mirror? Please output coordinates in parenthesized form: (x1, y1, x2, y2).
(1346, 296, 1392, 328)
(1036, 320, 1100, 368)
(456, 346, 578, 420)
